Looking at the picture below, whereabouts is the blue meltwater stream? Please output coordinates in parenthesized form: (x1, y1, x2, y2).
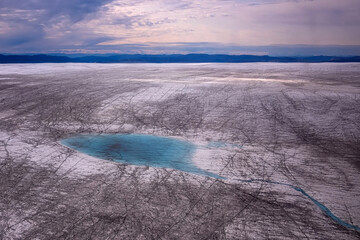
(61, 134, 359, 231)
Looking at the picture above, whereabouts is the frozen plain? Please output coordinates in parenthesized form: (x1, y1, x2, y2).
(0, 63, 360, 239)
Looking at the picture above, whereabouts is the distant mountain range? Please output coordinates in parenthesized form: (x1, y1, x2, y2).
(1, 54, 360, 63)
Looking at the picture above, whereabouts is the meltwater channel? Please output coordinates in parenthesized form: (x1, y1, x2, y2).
(61, 134, 360, 231)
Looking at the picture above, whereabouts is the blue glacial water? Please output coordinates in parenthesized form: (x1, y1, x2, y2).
(61, 134, 223, 179)
(61, 134, 359, 231)
(203, 141, 242, 149)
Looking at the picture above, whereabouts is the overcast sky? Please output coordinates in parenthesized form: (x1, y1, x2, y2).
(1, 0, 360, 55)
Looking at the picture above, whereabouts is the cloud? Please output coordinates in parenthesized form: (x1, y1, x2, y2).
(0, 0, 113, 22)
(0, 0, 114, 52)
(0, 0, 359, 53)
(244, 0, 360, 26)
(0, 20, 45, 46)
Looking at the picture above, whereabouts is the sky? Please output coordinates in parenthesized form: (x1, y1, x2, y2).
(1, 0, 360, 55)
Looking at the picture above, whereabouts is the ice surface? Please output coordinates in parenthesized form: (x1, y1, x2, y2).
(1, 62, 360, 239)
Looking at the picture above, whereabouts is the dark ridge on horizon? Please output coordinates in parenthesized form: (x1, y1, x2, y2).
(1, 54, 360, 63)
